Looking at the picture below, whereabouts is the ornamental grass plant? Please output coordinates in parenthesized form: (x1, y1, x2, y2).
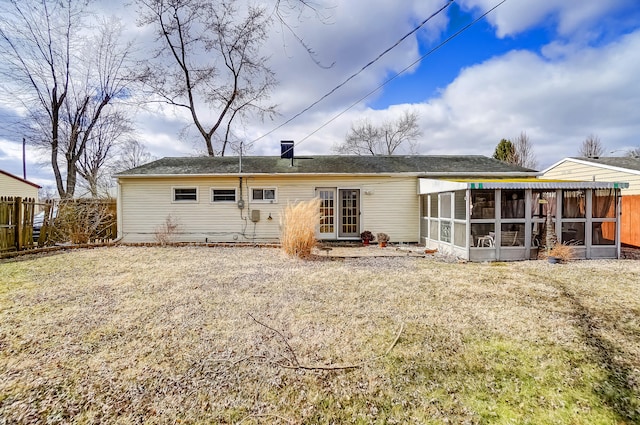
(546, 242, 575, 262)
(280, 198, 320, 258)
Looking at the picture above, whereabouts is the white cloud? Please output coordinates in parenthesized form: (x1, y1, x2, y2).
(457, 0, 634, 37)
(411, 30, 640, 167)
(264, 0, 448, 116)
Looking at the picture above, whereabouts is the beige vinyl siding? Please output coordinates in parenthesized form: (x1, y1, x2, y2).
(543, 161, 640, 195)
(118, 175, 419, 243)
(0, 173, 39, 200)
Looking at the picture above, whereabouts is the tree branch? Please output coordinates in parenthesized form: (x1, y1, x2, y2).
(248, 313, 405, 371)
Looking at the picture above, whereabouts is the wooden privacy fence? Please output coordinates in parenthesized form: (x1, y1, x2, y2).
(0, 197, 117, 253)
(621, 195, 640, 248)
(0, 197, 38, 253)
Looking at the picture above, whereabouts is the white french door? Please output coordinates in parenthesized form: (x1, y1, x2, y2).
(316, 188, 360, 239)
(317, 188, 336, 239)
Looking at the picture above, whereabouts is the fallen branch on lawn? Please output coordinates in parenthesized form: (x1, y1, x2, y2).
(237, 413, 296, 425)
(383, 322, 405, 357)
(247, 313, 404, 371)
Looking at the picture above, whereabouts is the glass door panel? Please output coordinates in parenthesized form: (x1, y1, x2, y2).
(316, 188, 336, 239)
(339, 189, 360, 238)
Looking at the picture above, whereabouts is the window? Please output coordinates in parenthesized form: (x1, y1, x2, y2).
(440, 221, 451, 243)
(251, 188, 277, 203)
(592, 189, 615, 218)
(173, 187, 197, 202)
(592, 189, 616, 246)
(212, 188, 237, 202)
(531, 190, 556, 219)
(501, 190, 525, 219)
(593, 222, 616, 245)
(430, 194, 438, 217)
(562, 190, 586, 218)
(440, 193, 452, 219)
(470, 190, 495, 219)
(471, 223, 495, 247)
(500, 223, 525, 247)
(454, 191, 466, 220)
(561, 222, 585, 245)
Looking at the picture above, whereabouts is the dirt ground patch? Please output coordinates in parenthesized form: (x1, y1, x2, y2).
(1, 246, 639, 424)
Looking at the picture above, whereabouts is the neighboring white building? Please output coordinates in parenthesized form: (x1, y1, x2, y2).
(0, 169, 40, 201)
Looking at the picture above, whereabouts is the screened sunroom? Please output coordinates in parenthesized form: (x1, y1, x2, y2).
(418, 178, 628, 262)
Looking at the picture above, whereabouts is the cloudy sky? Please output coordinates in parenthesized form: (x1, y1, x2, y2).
(1, 0, 640, 189)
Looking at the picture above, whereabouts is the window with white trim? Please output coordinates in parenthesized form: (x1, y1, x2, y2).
(251, 188, 277, 203)
(173, 187, 197, 202)
(211, 188, 237, 202)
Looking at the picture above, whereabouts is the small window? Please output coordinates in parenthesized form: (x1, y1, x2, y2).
(440, 193, 452, 219)
(212, 189, 237, 202)
(173, 187, 197, 202)
(251, 188, 277, 203)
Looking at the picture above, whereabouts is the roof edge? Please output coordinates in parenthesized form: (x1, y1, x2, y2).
(0, 169, 42, 189)
(542, 157, 640, 176)
(116, 171, 540, 179)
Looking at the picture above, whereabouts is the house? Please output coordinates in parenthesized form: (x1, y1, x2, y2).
(541, 157, 640, 247)
(0, 169, 40, 201)
(116, 142, 627, 261)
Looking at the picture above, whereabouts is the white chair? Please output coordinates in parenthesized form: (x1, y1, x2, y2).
(476, 234, 495, 247)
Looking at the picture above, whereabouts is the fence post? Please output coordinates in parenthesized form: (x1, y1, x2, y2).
(13, 197, 22, 251)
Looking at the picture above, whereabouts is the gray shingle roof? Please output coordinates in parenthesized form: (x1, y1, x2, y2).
(116, 155, 537, 176)
(571, 156, 640, 172)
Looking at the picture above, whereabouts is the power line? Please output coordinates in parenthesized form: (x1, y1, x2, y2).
(295, 0, 509, 147)
(252, 0, 454, 145)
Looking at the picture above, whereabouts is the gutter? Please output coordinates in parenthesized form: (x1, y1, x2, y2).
(115, 171, 541, 179)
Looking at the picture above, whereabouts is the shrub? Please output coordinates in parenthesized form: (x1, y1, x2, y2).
(546, 243, 575, 262)
(377, 232, 390, 243)
(281, 198, 320, 258)
(154, 215, 180, 246)
(52, 199, 116, 244)
(360, 230, 375, 242)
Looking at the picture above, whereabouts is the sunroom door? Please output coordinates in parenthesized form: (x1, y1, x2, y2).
(317, 188, 336, 239)
(316, 188, 360, 239)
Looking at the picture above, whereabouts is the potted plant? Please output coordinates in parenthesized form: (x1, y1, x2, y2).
(377, 232, 390, 248)
(546, 243, 574, 264)
(360, 230, 375, 246)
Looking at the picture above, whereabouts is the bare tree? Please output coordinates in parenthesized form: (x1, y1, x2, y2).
(77, 111, 134, 197)
(578, 134, 605, 158)
(627, 147, 640, 158)
(136, 0, 278, 157)
(0, 1, 137, 198)
(512, 131, 538, 169)
(493, 133, 537, 169)
(334, 110, 422, 156)
(111, 139, 156, 173)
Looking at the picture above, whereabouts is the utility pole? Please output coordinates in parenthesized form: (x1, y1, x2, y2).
(22, 137, 26, 179)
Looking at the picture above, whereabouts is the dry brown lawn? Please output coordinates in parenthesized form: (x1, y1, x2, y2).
(1, 246, 639, 424)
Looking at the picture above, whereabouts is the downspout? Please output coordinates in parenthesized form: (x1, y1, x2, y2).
(117, 180, 123, 240)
